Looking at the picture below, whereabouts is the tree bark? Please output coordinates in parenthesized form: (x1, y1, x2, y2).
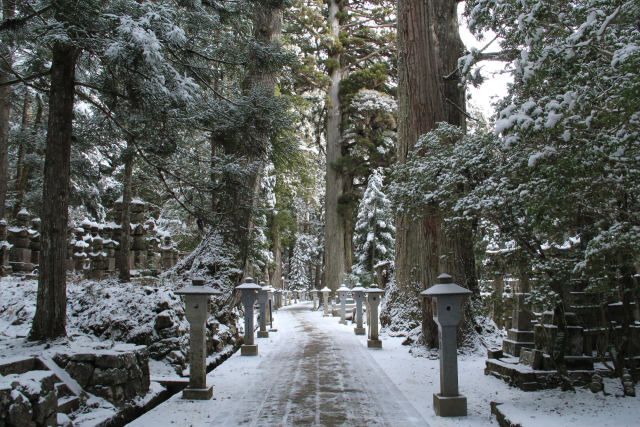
(30, 42, 79, 340)
(392, 0, 477, 347)
(13, 94, 41, 217)
(323, 0, 348, 292)
(0, 0, 15, 219)
(270, 220, 283, 288)
(118, 147, 135, 282)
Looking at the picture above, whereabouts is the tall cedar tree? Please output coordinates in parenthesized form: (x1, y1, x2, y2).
(390, 0, 478, 347)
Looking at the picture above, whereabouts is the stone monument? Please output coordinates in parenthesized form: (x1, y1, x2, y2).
(421, 273, 471, 417)
(321, 287, 331, 317)
(352, 286, 366, 335)
(338, 285, 350, 325)
(366, 285, 384, 348)
(257, 284, 270, 338)
(237, 278, 261, 356)
(176, 278, 221, 400)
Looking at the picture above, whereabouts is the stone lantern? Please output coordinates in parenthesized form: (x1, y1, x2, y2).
(366, 285, 384, 348)
(421, 273, 471, 417)
(311, 289, 318, 310)
(352, 286, 366, 335)
(176, 278, 221, 400)
(321, 287, 331, 316)
(237, 278, 261, 356)
(257, 284, 270, 339)
(337, 285, 350, 325)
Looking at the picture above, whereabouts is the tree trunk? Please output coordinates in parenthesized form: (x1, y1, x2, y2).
(392, 0, 477, 347)
(13, 94, 41, 218)
(270, 221, 282, 288)
(0, 0, 15, 219)
(323, 0, 348, 292)
(30, 43, 79, 340)
(218, 1, 282, 280)
(118, 148, 135, 282)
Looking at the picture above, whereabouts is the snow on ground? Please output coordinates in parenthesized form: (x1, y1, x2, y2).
(132, 301, 639, 427)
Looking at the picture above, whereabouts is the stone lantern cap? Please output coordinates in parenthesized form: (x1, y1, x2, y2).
(176, 278, 221, 296)
(321, 287, 331, 293)
(237, 276, 261, 290)
(352, 286, 366, 293)
(366, 284, 384, 294)
(337, 285, 350, 293)
(237, 282, 262, 291)
(421, 274, 471, 297)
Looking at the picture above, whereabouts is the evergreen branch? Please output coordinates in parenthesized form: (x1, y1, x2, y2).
(445, 98, 480, 123)
(0, 70, 50, 87)
(74, 89, 136, 139)
(0, 3, 52, 31)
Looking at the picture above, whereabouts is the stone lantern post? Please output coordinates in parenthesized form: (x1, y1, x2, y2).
(176, 278, 221, 400)
(274, 289, 282, 310)
(366, 285, 384, 348)
(257, 284, 270, 338)
(352, 286, 366, 335)
(311, 289, 318, 310)
(265, 286, 273, 326)
(237, 278, 261, 356)
(321, 287, 331, 317)
(421, 273, 471, 417)
(337, 285, 350, 325)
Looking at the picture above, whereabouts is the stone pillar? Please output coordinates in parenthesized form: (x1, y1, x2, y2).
(321, 287, 331, 317)
(257, 284, 269, 338)
(503, 277, 535, 357)
(7, 209, 34, 273)
(352, 286, 366, 335)
(0, 220, 11, 276)
(338, 285, 349, 325)
(132, 223, 147, 269)
(237, 278, 261, 356)
(29, 218, 41, 266)
(366, 285, 384, 348)
(103, 227, 117, 274)
(421, 273, 471, 417)
(161, 235, 177, 269)
(88, 237, 107, 280)
(176, 278, 221, 400)
(311, 290, 318, 310)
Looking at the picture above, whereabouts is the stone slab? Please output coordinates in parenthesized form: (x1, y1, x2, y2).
(241, 345, 258, 356)
(367, 339, 382, 349)
(257, 331, 269, 338)
(354, 327, 366, 335)
(433, 393, 467, 417)
(182, 386, 213, 400)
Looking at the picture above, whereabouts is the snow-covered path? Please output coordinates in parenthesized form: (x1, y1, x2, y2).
(130, 302, 428, 426)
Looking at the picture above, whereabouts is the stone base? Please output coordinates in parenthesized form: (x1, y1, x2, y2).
(257, 331, 269, 338)
(367, 339, 382, 348)
(269, 328, 278, 332)
(354, 327, 366, 335)
(502, 337, 534, 357)
(241, 344, 258, 356)
(339, 319, 347, 325)
(323, 313, 330, 317)
(182, 386, 213, 400)
(433, 393, 467, 417)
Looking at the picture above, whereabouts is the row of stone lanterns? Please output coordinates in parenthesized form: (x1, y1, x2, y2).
(177, 277, 298, 401)
(319, 284, 384, 348)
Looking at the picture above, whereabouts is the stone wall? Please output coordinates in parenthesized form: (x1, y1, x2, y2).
(53, 346, 150, 406)
(0, 370, 58, 427)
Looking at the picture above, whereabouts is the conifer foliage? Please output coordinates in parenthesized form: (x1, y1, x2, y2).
(352, 168, 394, 287)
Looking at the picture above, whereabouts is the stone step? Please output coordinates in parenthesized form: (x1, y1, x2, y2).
(57, 395, 80, 415)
